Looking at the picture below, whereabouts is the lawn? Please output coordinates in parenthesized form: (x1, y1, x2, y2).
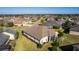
(60, 34, 79, 46)
(15, 35, 52, 51)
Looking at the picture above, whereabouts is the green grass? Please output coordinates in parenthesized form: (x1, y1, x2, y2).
(15, 35, 52, 51)
(60, 34, 79, 46)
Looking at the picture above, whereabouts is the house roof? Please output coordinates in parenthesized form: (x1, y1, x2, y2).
(0, 19, 4, 23)
(70, 25, 79, 32)
(57, 19, 65, 25)
(23, 25, 55, 41)
(0, 44, 9, 51)
(44, 19, 65, 27)
(0, 33, 9, 47)
(0, 18, 14, 25)
(44, 20, 60, 27)
(3, 28, 17, 35)
(73, 44, 79, 50)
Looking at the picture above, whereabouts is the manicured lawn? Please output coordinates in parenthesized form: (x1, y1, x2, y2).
(60, 34, 79, 46)
(15, 35, 52, 51)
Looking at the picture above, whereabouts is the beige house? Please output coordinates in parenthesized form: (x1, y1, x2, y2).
(22, 21, 33, 27)
(14, 19, 23, 26)
(22, 25, 58, 45)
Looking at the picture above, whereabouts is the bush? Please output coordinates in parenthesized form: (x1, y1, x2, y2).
(16, 31, 19, 39)
(6, 22, 14, 27)
(37, 44, 42, 48)
(0, 23, 4, 27)
(58, 31, 64, 37)
(48, 47, 53, 51)
(53, 25, 60, 29)
(62, 20, 72, 33)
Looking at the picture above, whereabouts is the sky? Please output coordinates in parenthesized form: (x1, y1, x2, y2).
(0, 7, 79, 14)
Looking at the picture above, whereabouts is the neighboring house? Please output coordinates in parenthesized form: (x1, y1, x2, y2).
(2, 29, 17, 40)
(43, 19, 65, 28)
(14, 19, 23, 26)
(22, 21, 33, 27)
(70, 25, 79, 36)
(0, 18, 14, 26)
(14, 17, 33, 27)
(44, 20, 60, 28)
(0, 33, 9, 50)
(57, 19, 65, 26)
(22, 25, 58, 45)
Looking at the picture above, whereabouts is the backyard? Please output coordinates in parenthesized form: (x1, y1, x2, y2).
(7, 26, 79, 51)
(14, 26, 52, 51)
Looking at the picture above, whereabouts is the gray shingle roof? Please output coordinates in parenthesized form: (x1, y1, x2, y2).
(44, 20, 65, 28)
(0, 33, 9, 47)
(73, 44, 79, 51)
(0, 45, 9, 51)
(23, 25, 55, 41)
(44, 20, 59, 27)
(3, 28, 16, 35)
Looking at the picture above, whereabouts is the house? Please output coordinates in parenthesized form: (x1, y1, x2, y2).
(0, 33, 9, 50)
(0, 18, 14, 26)
(22, 16, 34, 27)
(2, 28, 17, 40)
(13, 17, 33, 27)
(22, 25, 58, 45)
(70, 25, 79, 36)
(14, 18, 23, 26)
(44, 20, 60, 28)
(43, 19, 65, 29)
(22, 21, 33, 27)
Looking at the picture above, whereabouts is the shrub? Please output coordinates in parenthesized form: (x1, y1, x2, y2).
(6, 22, 14, 27)
(16, 31, 19, 39)
(58, 31, 64, 37)
(0, 23, 4, 27)
(53, 25, 60, 29)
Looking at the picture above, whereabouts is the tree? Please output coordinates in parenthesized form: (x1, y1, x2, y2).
(40, 19, 45, 24)
(0, 23, 4, 27)
(58, 31, 64, 37)
(48, 37, 62, 51)
(6, 22, 14, 27)
(54, 15, 63, 21)
(53, 25, 60, 29)
(62, 20, 72, 33)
